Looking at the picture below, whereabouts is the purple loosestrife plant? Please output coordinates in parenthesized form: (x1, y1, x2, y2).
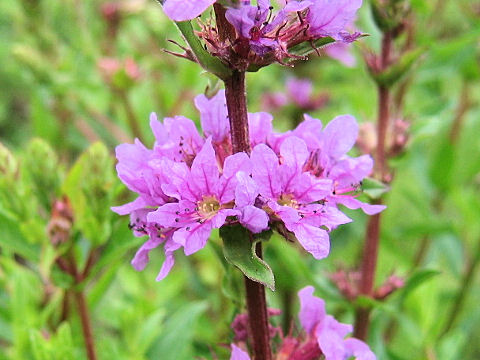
(113, 90, 384, 279)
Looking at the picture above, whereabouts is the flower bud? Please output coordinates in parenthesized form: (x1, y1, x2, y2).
(47, 196, 74, 246)
(23, 138, 61, 212)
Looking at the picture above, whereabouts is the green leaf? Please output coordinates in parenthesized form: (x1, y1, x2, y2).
(0, 213, 40, 261)
(373, 48, 424, 88)
(362, 177, 391, 199)
(22, 138, 62, 212)
(62, 142, 116, 247)
(288, 37, 336, 58)
(147, 302, 207, 360)
(400, 269, 441, 301)
(429, 139, 455, 192)
(220, 225, 275, 291)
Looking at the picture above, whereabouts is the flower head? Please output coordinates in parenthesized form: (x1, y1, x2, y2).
(113, 91, 384, 280)
(251, 136, 350, 259)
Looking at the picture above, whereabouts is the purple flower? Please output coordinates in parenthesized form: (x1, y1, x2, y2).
(306, 0, 363, 41)
(296, 115, 386, 215)
(162, 0, 216, 21)
(325, 42, 356, 67)
(286, 77, 313, 108)
(225, 0, 312, 56)
(230, 344, 250, 360)
(251, 136, 350, 259)
(146, 138, 268, 276)
(298, 286, 376, 360)
(194, 90, 230, 144)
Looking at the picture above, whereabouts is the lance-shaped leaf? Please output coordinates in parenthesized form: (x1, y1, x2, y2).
(362, 177, 390, 200)
(288, 37, 336, 58)
(373, 48, 424, 88)
(220, 225, 275, 291)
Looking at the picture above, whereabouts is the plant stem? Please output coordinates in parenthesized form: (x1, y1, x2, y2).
(74, 290, 97, 360)
(354, 31, 392, 340)
(58, 251, 98, 360)
(118, 90, 143, 141)
(224, 70, 251, 154)
(354, 211, 382, 340)
(225, 70, 271, 360)
(375, 32, 392, 180)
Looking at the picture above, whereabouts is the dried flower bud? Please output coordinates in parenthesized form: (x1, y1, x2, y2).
(47, 196, 74, 246)
(357, 122, 377, 155)
(374, 274, 405, 300)
(98, 57, 141, 90)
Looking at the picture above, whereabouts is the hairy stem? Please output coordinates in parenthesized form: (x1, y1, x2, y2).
(225, 70, 271, 360)
(224, 70, 251, 154)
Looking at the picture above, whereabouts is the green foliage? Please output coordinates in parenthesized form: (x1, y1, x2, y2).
(0, 0, 479, 359)
(221, 225, 275, 291)
(63, 142, 116, 247)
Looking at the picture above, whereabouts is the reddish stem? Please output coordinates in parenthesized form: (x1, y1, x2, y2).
(216, 4, 270, 357)
(354, 31, 392, 341)
(244, 243, 272, 360)
(224, 70, 251, 154)
(58, 251, 98, 360)
(74, 290, 97, 360)
(225, 70, 271, 360)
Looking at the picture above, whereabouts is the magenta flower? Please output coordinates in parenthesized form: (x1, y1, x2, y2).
(113, 90, 383, 281)
(162, 0, 216, 21)
(147, 138, 268, 275)
(287, 78, 313, 108)
(194, 90, 230, 144)
(298, 286, 376, 360)
(306, 0, 363, 41)
(325, 42, 356, 67)
(230, 344, 250, 360)
(225, 0, 312, 56)
(251, 136, 350, 259)
(296, 115, 386, 215)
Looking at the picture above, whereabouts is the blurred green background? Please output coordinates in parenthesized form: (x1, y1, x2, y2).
(0, 0, 479, 359)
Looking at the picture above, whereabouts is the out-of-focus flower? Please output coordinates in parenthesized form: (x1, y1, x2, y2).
(325, 42, 356, 67)
(230, 344, 251, 360)
(97, 57, 141, 89)
(298, 286, 376, 360)
(262, 77, 329, 113)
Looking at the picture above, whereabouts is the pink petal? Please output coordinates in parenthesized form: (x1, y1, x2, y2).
(322, 115, 359, 159)
(163, 0, 216, 21)
(298, 286, 326, 334)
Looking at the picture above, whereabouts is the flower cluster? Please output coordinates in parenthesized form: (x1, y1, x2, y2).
(112, 90, 385, 280)
(162, 0, 362, 69)
(230, 286, 376, 360)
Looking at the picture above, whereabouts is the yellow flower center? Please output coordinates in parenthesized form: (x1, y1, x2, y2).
(197, 196, 221, 218)
(277, 194, 299, 209)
